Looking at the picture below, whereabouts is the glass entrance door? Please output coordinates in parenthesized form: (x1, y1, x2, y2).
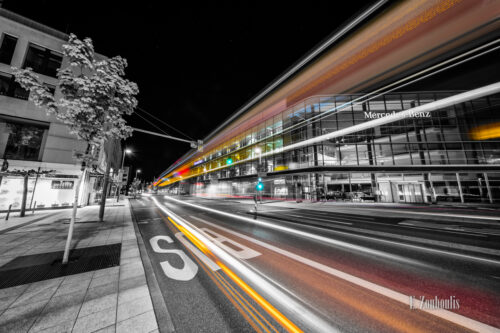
(397, 183, 424, 203)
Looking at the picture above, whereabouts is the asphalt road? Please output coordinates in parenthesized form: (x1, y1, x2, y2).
(129, 195, 500, 333)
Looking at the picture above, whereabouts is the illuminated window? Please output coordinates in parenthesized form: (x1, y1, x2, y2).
(51, 180, 74, 189)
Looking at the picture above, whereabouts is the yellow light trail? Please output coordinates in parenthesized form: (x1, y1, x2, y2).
(469, 122, 500, 140)
(166, 215, 303, 333)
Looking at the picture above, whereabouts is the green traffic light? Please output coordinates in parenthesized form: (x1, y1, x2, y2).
(227, 158, 233, 165)
(256, 182, 264, 191)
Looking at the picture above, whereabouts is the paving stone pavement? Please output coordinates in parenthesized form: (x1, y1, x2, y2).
(0, 199, 159, 333)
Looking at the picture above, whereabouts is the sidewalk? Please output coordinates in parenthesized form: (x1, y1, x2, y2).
(0, 199, 159, 333)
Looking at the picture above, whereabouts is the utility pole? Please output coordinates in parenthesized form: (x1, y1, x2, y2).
(117, 149, 131, 202)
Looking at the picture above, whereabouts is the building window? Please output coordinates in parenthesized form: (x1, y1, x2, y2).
(51, 180, 74, 190)
(1, 119, 47, 161)
(0, 34, 18, 64)
(0, 72, 29, 100)
(23, 44, 62, 78)
(44, 83, 56, 96)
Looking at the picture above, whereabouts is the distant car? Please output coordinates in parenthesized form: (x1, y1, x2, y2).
(326, 191, 345, 200)
(348, 192, 375, 201)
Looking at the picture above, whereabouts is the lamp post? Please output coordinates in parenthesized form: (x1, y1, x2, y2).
(134, 169, 142, 196)
(117, 149, 131, 202)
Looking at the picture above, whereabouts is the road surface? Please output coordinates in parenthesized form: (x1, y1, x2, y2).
(129, 195, 500, 333)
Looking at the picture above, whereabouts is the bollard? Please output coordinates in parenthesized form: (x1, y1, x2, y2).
(32, 201, 36, 214)
(5, 204, 12, 220)
(253, 195, 258, 220)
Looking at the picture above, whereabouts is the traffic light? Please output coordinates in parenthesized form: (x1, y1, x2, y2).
(226, 158, 233, 165)
(256, 182, 264, 191)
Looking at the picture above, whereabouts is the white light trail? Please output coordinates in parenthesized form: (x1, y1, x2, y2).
(163, 196, 435, 269)
(159, 81, 500, 184)
(164, 195, 500, 264)
(189, 215, 500, 333)
(258, 82, 500, 159)
(157, 196, 500, 332)
(152, 196, 338, 333)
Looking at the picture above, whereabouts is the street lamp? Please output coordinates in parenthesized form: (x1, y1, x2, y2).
(117, 148, 131, 202)
(135, 169, 141, 179)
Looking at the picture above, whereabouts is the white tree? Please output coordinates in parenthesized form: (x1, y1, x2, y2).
(13, 34, 138, 264)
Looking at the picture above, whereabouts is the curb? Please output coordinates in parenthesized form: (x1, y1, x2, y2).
(129, 200, 176, 333)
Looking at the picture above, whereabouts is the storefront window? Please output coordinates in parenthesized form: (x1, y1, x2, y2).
(51, 180, 74, 189)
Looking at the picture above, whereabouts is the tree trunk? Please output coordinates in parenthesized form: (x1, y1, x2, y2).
(62, 168, 85, 265)
(99, 162, 111, 222)
(19, 174, 28, 217)
(62, 143, 90, 265)
(116, 183, 121, 202)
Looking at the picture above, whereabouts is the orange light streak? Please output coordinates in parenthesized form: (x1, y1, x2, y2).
(469, 122, 500, 140)
(166, 216, 303, 333)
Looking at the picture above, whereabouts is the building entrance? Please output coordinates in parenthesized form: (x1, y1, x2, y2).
(396, 183, 424, 203)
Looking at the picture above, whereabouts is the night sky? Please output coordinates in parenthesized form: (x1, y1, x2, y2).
(4, 1, 374, 181)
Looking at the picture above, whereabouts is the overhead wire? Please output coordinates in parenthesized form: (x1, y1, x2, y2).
(133, 111, 173, 137)
(136, 106, 194, 140)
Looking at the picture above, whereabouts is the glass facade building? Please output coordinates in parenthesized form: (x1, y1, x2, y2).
(158, 91, 500, 204)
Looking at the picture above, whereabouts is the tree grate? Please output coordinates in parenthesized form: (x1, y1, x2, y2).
(0, 243, 121, 289)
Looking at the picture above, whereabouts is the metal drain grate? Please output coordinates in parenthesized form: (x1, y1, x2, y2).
(0, 243, 121, 289)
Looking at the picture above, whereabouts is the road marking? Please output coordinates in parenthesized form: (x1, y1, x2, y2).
(305, 210, 375, 222)
(257, 209, 299, 213)
(190, 215, 500, 333)
(149, 235, 198, 281)
(153, 197, 336, 333)
(357, 208, 500, 221)
(400, 221, 500, 236)
(137, 217, 163, 225)
(175, 232, 220, 271)
(163, 199, 435, 269)
(398, 223, 487, 238)
(284, 213, 352, 225)
(168, 196, 500, 265)
(200, 228, 261, 260)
